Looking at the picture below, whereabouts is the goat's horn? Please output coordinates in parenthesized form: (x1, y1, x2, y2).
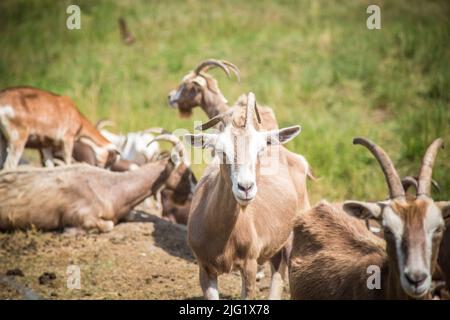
(194, 59, 231, 77)
(417, 138, 444, 197)
(353, 137, 405, 200)
(401, 176, 418, 193)
(195, 110, 234, 131)
(142, 127, 169, 135)
(245, 92, 256, 128)
(221, 60, 241, 82)
(96, 119, 115, 130)
(254, 102, 262, 124)
(148, 134, 189, 165)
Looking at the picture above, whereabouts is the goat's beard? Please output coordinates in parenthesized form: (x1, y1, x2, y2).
(178, 109, 193, 118)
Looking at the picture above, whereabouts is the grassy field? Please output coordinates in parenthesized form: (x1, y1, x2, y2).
(1, 0, 449, 203)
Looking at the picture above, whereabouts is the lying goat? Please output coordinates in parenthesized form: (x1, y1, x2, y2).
(0, 87, 118, 170)
(0, 156, 176, 232)
(289, 138, 449, 299)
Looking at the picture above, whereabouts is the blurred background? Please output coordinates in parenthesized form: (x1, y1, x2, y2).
(1, 0, 449, 203)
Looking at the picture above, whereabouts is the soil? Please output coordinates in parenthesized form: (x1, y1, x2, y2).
(0, 207, 288, 300)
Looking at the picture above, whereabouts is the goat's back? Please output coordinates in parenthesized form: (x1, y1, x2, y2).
(289, 201, 387, 299)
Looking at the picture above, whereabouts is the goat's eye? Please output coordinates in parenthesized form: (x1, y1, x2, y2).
(383, 228, 394, 237)
(434, 225, 445, 236)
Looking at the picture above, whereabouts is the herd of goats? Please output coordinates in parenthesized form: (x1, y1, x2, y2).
(0, 59, 449, 300)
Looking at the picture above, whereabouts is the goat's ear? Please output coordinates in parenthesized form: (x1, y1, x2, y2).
(436, 201, 450, 221)
(184, 133, 217, 149)
(343, 201, 383, 220)
(192, 75, 207, 87)
(265, 125, 301, 145)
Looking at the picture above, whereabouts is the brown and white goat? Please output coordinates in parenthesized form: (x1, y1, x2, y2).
(0, 86, 118, 170)
(0, 157, 175, 233)
(185, 93, 302, 300)
(150, 134, 197, 225)
(289, 138, 450, 299)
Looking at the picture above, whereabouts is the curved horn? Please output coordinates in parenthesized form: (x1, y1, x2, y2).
(195, 110, 234, 131)
(221, 60, 241, 81)
(141, 127, 170, 135)
(402, 176, 419, 193)
(148, 134, 190, 166)
(353, 137, 405, 200)
(194, 59, 231, 77)
(96, 119, 115, 130)
(245, 92, 256, 128)
(417, 138, 444, 197)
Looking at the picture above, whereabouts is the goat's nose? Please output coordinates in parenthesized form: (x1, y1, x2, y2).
(404, 270, 428, 287)
(238, 182, 254, 193)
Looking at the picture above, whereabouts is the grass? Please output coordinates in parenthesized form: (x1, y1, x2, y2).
(0, 0, 449, 203)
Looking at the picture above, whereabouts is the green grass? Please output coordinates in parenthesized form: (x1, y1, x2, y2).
(1, 0, 449, 203)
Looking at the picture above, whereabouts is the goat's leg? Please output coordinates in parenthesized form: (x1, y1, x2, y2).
(3, 134, 27, 170)
(240, 259, 257, 299)
(39, 147, 55, 167)
(199, 266, 219, 300)
(62, 139, 74, 165)
(81, 215, 114, 233)
(268, 249, 288, 300)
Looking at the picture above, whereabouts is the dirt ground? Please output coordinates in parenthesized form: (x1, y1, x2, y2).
(0, 206, 289, 300)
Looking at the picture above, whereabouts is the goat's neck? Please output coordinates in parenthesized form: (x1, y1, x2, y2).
(110, 161, 169, 215)
(203, 166, 242, 241)
(201, 91, 229, 119)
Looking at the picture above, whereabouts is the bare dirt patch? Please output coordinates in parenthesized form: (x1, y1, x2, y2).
(0, 209, 288, 300)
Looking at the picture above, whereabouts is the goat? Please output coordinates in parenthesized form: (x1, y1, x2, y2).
(185, 93, 302, 300)
(168, 59, 279, 130)
(150, 134, 197, 225)
(0, 155, 176, 232)
(96, 120, 161, 166)
(289, 137, 450, 299)
(0, 86, 118, 170)
(168, 59, 313, 208)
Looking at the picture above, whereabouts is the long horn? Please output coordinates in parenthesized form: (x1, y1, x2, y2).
(221, 60, 241, 81)
(148, 134, 190, 166)
(96, 119, 115, 130)
(245, 92, 256, 128)
(402, 176, 418, 193)
(194, 59, 231, 77)
(195, 110, 234, 131)
(141, 127, 170, 135)
(353, 137, 405, 200)
(417, 138, 444, 197)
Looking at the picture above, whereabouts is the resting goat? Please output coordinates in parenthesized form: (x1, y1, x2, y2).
(0, 87, 118, 170)
(289, 138, 450, 299)
(96, 120, 161, 166)
(150, 134, 197, 225)
(0, 156, 176, 232)
(186, 93, 302, 299)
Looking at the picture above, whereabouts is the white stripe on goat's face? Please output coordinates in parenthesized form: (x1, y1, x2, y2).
(185, 92, 301, 207)
(383, 198, 445, 298)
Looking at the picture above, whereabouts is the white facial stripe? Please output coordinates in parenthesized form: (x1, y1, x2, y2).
(383, 207, 405, 238)
(424, 202, 445, 267)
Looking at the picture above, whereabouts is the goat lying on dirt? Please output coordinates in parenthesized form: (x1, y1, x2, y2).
(0, 157, 174, 232)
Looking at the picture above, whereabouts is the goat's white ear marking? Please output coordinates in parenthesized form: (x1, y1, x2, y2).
(192, 76, 207, 87)
(343, 201, 383, 220)
(265, 125, 301, 145)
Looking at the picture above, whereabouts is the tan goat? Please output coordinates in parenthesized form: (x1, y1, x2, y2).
(289, 138, 450, 299)
(168, 59, 312, 209)
(185, 93, 302, 300)
(0, 86, 118, 170)
(0, 157, 174, 232)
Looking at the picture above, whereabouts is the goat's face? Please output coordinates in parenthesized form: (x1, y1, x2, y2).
(168, 72, 208, 117)
(345, 197, 448, 298)
(165, 163, 197, 203)
(343, 137, 449, 299)
(185, 92, 300, 206)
